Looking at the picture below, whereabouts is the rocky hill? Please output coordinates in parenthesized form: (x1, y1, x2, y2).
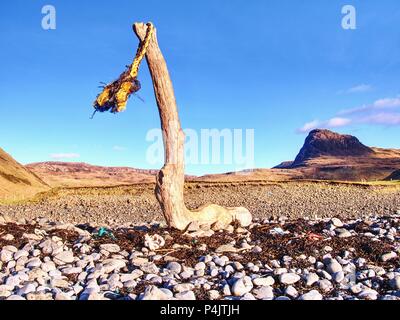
(291, 129, 374, 167)
(0, 147, 49, 201)
(274, 129, 400, 181)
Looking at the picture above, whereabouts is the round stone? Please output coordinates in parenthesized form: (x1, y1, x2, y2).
(208, 290, 220, 300)
(333, 271, 345, 283)
(17, 283, 36, 295)
(62, 267, 83, 275)
(26, 258, 42, 268)
(318, 279, 333, 293)
(305, 273, 319, 286)
(358, 289, 378, 300)
(308, 256, 317, 264)
(55, 292, 72, 300)
(252, 246, 262, 254)
(331, 218, 344, 227)
(166, 262, 182, 274)
(253, 276, 275, 287)
(180, 270, 193, 280)
(51, 279, 70, 288)
(175, 291, 196, 300)
(99, 244, 121, 253)
(139, 285, 171, 300)
(1, 234, 14, 241)
(103, 259, 126, 273)
(285, 285, 298, 298)
(381, 252, 397, 262)
(232, 277, 253, 296)
(241, 293, 256, 300)
(0, 250, 13, 263)
(232, 262, 244, 271)
(299, 290, 323, 300)
(173, 283, 194, 293)
(223, 284, 231, 296)
(279, 273, 300, 285)
(209, 267, 218, 277)
(213, 257, 226, 267)
(139, 262, 159, 274)
(195, 262, 206, 270)
(14, 250, 29, 260)
(336, 228, 352, 238)
(253, 286, 274, 300)
(53, 251, 74, 265)
(324, 258, 343, 274)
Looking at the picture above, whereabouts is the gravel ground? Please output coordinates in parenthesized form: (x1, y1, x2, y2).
(1, 213, 400, 300)
(1, 182, 399, 226)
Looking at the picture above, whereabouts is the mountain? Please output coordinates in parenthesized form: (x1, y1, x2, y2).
(0, 147, 49, 201)
(281, 129, 400, 181)
(292, 129, 374, 167)
(26, 162, 158, 187)
(214, 129, 400, 183)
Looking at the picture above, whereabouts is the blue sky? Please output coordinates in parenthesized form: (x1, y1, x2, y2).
(0, 0, 399, 175)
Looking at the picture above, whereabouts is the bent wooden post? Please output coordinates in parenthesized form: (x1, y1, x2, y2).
(133, 22, 252, 231)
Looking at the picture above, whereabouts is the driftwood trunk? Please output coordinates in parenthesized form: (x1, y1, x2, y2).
(133, 23, 252, 231)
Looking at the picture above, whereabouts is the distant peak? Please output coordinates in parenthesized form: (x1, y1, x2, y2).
(292, 129, 374, 167)
(308, 128, 351, 137)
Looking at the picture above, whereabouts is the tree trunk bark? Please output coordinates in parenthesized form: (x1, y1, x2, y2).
(133, 22, 252, 231)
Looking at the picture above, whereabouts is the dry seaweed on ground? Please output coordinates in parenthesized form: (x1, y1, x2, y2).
(47, 229, 81, 245)
(193, 287, 211, 301)
(165, 249, 207, 267)
(234, 221, 399, 269)
(0, 223, 36, 248)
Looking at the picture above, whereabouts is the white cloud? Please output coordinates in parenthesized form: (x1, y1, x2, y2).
(339, 96, 400, 115)
(361, 112, 400, 126)
(113, 145, 127, 151)
(50, 153, 80, 160)
(347, 84, 373, 94)
(373, 97, 400, 109)
(338, 84, 373, 95)
(297, 120, 321, 133)
(297, 117, 351, 133)
(299, 96, 400, 133)
(338, 105, 369, 115)
(325, 117, 352, 127)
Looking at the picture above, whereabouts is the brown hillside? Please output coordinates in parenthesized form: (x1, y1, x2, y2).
(0, 147, 49, 201)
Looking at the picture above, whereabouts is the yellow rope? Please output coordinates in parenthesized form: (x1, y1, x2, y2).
(130, 22, 154, 78)
(94, 22, 154, 113)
